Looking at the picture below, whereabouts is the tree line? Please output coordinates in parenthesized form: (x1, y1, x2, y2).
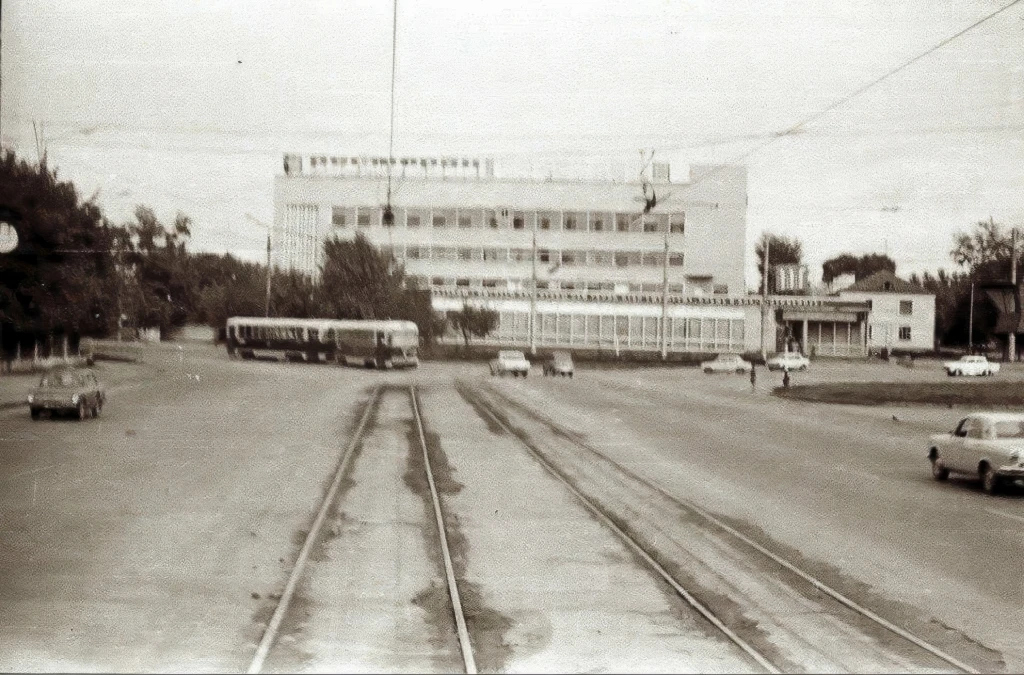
(0, 151, 499, 358)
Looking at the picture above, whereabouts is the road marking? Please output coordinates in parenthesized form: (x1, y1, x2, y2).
(985, 508, 1024, 524)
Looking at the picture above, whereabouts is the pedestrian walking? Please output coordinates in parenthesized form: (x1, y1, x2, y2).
(782, 368, 791, 389)
(749, 365, 757, 391)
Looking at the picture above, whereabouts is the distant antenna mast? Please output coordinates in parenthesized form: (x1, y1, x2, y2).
(382, 0, 399, 226)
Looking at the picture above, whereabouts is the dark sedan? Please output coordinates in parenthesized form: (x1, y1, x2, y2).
(28, 367, 106, 420)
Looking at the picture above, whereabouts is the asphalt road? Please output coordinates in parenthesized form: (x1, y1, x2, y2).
(503, 363, 1024, 671)
(0, 345, 1020, 672)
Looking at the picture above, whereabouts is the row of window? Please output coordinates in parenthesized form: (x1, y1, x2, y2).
(331, 206, 687, 234)
(429, 278, 697, 293)
(866, 325, 913, 341)
(381, 245, 684, 267)
(468, 312, 746, 351)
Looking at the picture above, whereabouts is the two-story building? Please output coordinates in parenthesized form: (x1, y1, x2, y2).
(837, 270, 936, 353)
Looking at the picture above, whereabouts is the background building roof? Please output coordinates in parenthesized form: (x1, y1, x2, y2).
(842, 270, 928, 294)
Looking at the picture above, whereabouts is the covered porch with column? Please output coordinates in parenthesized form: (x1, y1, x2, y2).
(776, 302, 870, 357)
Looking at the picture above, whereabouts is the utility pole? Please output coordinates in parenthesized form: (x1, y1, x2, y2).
(246, 213, 273, 317)
(760, 237, 770, 359)
(1010, 222, 1017, 362)
(529, 224, 537, 355)
(660, 218, 670, 360)
(968, 281, 975, 354)
(265, 233, 272, 317)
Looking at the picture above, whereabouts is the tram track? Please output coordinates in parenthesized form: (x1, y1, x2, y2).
(461, 379, 982, 674)
(246, 385, 477, 674)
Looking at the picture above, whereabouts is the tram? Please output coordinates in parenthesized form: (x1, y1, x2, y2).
(225, 317, 419, 369)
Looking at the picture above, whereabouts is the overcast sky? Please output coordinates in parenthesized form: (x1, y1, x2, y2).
(2, 0, 1022, 289)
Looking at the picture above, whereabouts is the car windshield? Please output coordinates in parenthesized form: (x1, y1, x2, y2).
(500, 351, 524, 359)
(992, 420, 1024, 439)
(40, 372, 79, 387)
(553, 353, 571, 364)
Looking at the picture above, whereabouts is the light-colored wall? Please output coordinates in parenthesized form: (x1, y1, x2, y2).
(839, 291, 935, 351)
(273, 164, 747, 294)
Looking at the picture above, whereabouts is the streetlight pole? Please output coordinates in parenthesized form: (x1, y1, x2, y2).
(660, 219, 670, 360)
(1010, 223, 1017, 362)
(760, 237, 771, 360)
(968, 281, 975, 354)
(530, 224, 537, 355)
(246, 213, 272, 317)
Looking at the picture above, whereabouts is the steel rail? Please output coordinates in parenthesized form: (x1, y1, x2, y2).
(409, 386, 478, 674)
(466, 386, 780, 674)
(246, 386, 382, 674)
(481, 382, 980, 675)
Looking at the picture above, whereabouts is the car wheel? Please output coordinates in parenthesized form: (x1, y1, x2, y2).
(91, 403, 99, 417)
(703, 367, 713, 374)
(800, 365, 808, 371)
(30, 408, 40, 420)
(77, 402, 87, 420)
(930, 457, 949, 481)
(980, 463, 1000, 495)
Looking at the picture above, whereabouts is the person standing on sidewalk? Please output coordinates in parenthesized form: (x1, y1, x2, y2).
(750, 364, 757, 392)
(782, 368, 791, 389)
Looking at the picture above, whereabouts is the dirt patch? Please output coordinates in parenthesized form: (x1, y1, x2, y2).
(406, 386, 515, 673)
(454, 380, 508, 436)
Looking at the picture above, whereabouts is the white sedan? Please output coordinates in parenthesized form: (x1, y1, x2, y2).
(927, 412, 1024, 494)
(700, 354, 753, 374)
(766, 352, 810, 372)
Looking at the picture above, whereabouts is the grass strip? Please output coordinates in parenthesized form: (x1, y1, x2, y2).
(773, 381, 1024, 407)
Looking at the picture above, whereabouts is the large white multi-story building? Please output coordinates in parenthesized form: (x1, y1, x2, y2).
(272, 153, 885, 357)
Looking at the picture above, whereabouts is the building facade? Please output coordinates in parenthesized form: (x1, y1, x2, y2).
(272, 153, 889, 357)
(837, 270, 936, 353)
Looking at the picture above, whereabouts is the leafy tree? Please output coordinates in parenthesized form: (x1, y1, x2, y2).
(754, 233, 803, 293)
(447, 302, 500, 348)
(951, 219, 1014, 271)
(111, 206, 195, 337)
(822, 253, 896, 284)
(318, 234, 406, 319)
(317, 233, 443, 344)
(196, 260, 266, 335)
(270, 269, 318, 318)
(395, 285, 448, 346)
(0, 151, 118, 354)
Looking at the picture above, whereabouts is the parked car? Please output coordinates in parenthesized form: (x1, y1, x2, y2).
(944, 354, 999, 377)
(489, 350, 531, 377)
(28, 367, 105, 420)
(766, 351, 810, 372)
(543, 351, 575, 378)
(700, 354, 752, 374)
(928, 412, 1024, 494)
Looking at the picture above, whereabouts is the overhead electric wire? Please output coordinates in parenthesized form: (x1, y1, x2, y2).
(679, 0, 1024, 175)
